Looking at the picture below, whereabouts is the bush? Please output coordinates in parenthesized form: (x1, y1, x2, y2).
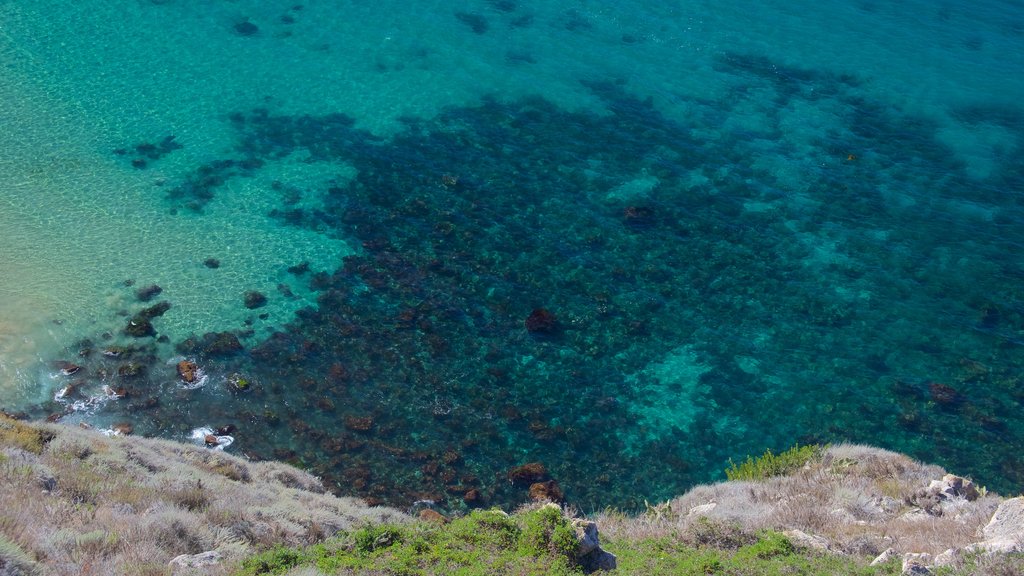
(725, 444, 824, 481)
(237, 546, 305, 575)
(0, 416, 53, 454)
(351, 524, 404, 554)
(736, 531, 796, 560)
(520, 504, 578, 558)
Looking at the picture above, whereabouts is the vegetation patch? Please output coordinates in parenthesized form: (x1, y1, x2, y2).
(0, 415, 53, 454)
(725, 444, 825, 482)
(236, 507, 586, 576)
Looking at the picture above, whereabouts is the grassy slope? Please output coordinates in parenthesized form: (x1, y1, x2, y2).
(2, 415, 1023, 575)
(0, 414, 405, 575)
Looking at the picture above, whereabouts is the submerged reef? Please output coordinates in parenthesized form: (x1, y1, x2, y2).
(34, 53, 1024, 512)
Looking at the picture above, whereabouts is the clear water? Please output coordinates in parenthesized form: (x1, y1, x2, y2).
(1, 0, 1022, 511)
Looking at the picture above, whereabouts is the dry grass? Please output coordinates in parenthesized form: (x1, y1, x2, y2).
(0, 415, 408, 575)
(2, 417, 1016, 575)
(596, 443, 1006, 559)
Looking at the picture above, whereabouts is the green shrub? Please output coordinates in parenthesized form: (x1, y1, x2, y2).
(520, 504, 578, 558)
(351, 524, 404, 554)
(725, 444, 824, 481)
(0, 416, 53, 454)
(237, 546, 305, 575)
(736, 531, 796, 561)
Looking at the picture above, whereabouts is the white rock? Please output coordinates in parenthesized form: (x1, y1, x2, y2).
(782, 529, 834, 553)
(870, 547, 897, 566)
(933, 548, 961, 567)
(687, 502, 717, 517)
(972, 496, 1024, 553)
(169, 550, 222, 569)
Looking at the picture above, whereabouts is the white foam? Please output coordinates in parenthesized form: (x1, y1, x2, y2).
(189, 427, 235, 451)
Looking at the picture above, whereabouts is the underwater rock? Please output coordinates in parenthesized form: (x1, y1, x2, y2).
(234, 19, 259, 36)
(227, 373, 254, 392)
(136, 284, 163, 302)
(508, 462, 547, 485)
(287, 261, 310, 275)
(623, 205, 656, 228)
(489, 0, 517, 12)
(455, 11, 489, 34)
(344, 416, 374, 432)
(102, 346, 129, 358)
(203, 258, 221, 269)
(177, 360, 200, 384)
(244, 291, 268, 309)
(216, 425, 236, 436)
(138, 301, 172, 320)
(117, 363, 146, 379)
(124, 319, 155, 338)
(928, 382, 961, 407)
(463, 488, 481, 505)
(528, 480, 563, 502)
(202, 332, 244, 356)
(524, 308, 557, 333)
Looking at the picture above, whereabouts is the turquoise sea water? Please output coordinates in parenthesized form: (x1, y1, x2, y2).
(1, 1, 1023, 510)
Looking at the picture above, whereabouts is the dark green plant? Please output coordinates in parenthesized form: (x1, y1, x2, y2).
(237, 546, 304, 575)
(736, 531, 796, 560)
(725, 444, 825, 481)
(351, 524, 404, 554)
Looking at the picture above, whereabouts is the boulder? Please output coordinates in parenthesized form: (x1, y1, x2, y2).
(926, 474, 979, 502)
(418, 509, 448, 524)
(137, 301, 172, 320)
(136, 284, 163, 302)
(508, 462, 547, 485)
(177, 360, 199, 384)
(227, 373, 253, 392)
(117, 363, 146, 379)
(687, 502, 717, 517)
(524, 308, 557, 334)
(933, 548, 960, 567)
(344, 416, 374, 432)
(870, 548, 897, 566)
(202, 332, 243, 356)
(54, 361, 82, 376)
(124, 318, 156, 338)
(569, 515, 616, 572)
(782, 529, 834, 553)
(901, 553, 932, 575)
(528, 480, 564, 502)
(169, 550, 222, 569)
(968, 496, 1024, 554)
(244, 291, 268, 309)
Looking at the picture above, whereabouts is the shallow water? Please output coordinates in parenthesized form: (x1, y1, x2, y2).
(1, 0, 1022, 511)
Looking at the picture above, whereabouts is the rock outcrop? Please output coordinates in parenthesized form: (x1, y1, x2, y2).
(968, 497, 1024, 554)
